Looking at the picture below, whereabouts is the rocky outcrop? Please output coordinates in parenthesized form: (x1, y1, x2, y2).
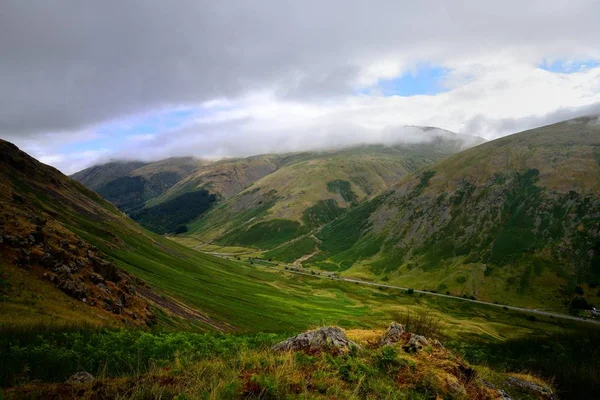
(483, 381, 512, 400)
(0, 208, 155, 327)
(403, 334, 429, 353)
(272, 326, 359, 355)
(506, 376, 557, 399)
(376, 322, 431, 353)
(66, 372, 94, 384)
(378, 322, 405, 346)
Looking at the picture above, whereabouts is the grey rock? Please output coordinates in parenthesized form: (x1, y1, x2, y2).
(58, 278, 88, 300)
(378, 322, 406, 346)
(53, 265, 72, 275)
(66, 371, 94, 384)
(403, 333, 429, 353)
(89, 273, 105, 284)
(506, 376, 556, 399)
(272, 326, 360, 355)
(97, 282, 112, 294)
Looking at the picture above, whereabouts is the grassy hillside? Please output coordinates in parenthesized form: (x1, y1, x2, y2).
(1, 137, 542, 336)
(307, 117, 600, 310)
(3, 138, 600, 399)
(70, 161, 148, 189)
(186, 138, 476, 250)
(71, 157, 204, 213)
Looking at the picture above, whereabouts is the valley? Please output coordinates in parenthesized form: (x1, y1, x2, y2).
(2, 118, 600, 399)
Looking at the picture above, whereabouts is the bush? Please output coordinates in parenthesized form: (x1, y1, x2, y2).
(376, 346, 404, 371)
(575, 286, 584, 295)
(0, 327, 285, 387)
(407, 288, 414, 295)
(571, 297, 590, 310)
(395, 310, 445, 340)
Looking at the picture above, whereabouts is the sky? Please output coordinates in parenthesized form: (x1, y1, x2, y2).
(1, 1, 600, 174)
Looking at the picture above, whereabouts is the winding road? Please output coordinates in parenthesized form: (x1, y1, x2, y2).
(211, 253, 600, 326)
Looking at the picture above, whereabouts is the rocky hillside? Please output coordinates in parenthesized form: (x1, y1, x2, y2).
(311, 116, 600, 308)
(0, 139, 233, 330)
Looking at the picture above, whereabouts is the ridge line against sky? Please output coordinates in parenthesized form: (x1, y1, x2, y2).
(1, 1, 599, 173)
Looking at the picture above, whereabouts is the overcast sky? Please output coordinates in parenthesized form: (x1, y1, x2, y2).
(1, 0, 600, 174)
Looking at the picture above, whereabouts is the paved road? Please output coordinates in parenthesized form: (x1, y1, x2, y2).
(211, 254, 600, 326)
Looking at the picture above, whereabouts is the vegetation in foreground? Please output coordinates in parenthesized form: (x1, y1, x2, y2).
(2, 318, 575, 400)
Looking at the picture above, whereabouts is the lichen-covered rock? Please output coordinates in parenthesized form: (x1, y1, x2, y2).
(66, 371, 94, 384)
(378, 322, 406, 346)
(273, 326, 359, 354)
(403, 334, 429, 353)
(57, 278, 88, 300)
(506, 376, 557, 399)
(483, 381, 512, 400)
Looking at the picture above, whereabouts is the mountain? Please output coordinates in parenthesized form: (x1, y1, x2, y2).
(183, 131, 483, 248)
(307, 116, 600, 309)
(71, 127, 482, 237)
(2, 138, 465, 332)
(71, 157, 205, 213)
(0, 135, 593, 400)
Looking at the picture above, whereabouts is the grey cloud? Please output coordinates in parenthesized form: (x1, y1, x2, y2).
(1, 0, 600, 139)
(462, 102, 600, 138)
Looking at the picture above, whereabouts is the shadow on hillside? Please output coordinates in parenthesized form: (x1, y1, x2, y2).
(450, 327, 600, 399)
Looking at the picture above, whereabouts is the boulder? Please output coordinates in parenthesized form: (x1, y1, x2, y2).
(378, 322, 406, 346)
(403, 334, 429, 353)
(506, 376, 556, 399)
(66, 371, 94, 384)
(57, 278, 88, 300)
(89, 273, 105, 284)
(483, 381, 512, 400)
(272, 326, 359, 355)
(52, 264, 72, 275)
(30, 231, 45, 244)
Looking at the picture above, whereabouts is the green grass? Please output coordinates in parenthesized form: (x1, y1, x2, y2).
(263, 236, 318, 263)
(449, 327, 600, 400)
(302, 199, 345, 229)
(326, 179, 358, 204)
(0, 327, 285, 387)
(218, 219, 309, 249)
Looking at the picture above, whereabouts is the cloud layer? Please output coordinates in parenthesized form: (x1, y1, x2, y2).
(1, 1, 600, 173)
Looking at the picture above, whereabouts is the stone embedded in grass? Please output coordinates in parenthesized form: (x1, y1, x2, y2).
(272, 326, 360, 355)
(378, 322, 406, 346)
(402, 334, 429, 353)
(66, 371, 94, 384)
(506, 376, 557, 399)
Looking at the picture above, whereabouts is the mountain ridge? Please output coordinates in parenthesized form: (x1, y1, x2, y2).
(306, 116, 600, 309)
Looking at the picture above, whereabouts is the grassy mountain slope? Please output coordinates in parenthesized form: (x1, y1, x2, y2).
(311, 117, 600, 309)
(186, 136, 480, 249)
(1, 138, 540, 335)
(71, 157, 204, 213)
(149, 154, 286, 204)
(70, 161, 148, 189)
(3, 139, 599, 400)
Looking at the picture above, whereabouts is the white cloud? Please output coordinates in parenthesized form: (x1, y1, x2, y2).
(1, 1, 600, 172)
